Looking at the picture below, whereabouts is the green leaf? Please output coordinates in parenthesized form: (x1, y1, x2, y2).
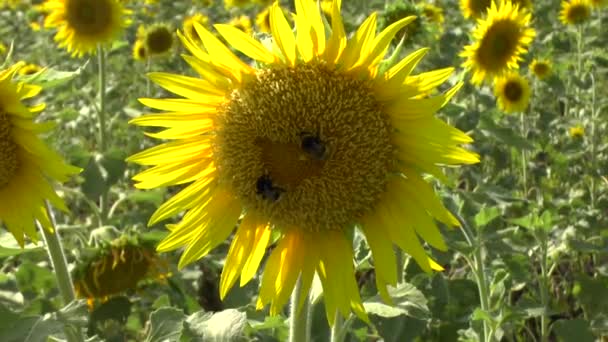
(0, 232, 44, 258)
(553, 319, 595, 342)
(144, 307, 185, 342)
(364, 282, 430, 320)
(100, 148, 127, 188)
(15, 261, 57, 298)
(478, 116, 535, 150)
(18, 62, 89, 89)
(183, 309, 247, 341)
(474, 206, 501, 229)
(80, 155, 107, 200)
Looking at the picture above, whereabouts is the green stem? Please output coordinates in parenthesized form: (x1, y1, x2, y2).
(395, 247, 404, 283)
(38, 202, 82, 342)
(539, 234, 549, 342)
(520, 111, 528, 198)
(589, 73, 597, 208)
(458, 215, 493, 342)
(97, 45, 109, 224)
(330, 311, 344, 342)
(288, 277, 310, 342)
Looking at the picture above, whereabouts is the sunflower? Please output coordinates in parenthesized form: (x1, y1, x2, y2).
(529, 59, 552, 79)
(0, 63, 80, 246)
(494, 73, 531, 113)
(460, 1, 535, 85)
(132, 39, 147, 61)
(229, 15, 253, 35)
(422, 4, 445, 24)
(569, 125, 585, 138)
(43, 0, 130, 57)
(560, 0, 592, 25)
(17, 63, 43, 76)
(183, 13, 210, 42)
(129, 0, 478, 324)
(460, 0, 492, 19)
(224, 0, 250, 9)
(141, 24, 174, 57)
(256, 6, 271, 33)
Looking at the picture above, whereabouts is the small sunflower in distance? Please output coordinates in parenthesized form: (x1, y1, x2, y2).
(529, 59, 552, 79)
(132, 39, 147, 61)
(461, 0, 535, 85)
(129, 0, 478, 324)
(460, 0, 492, 19)
(494, 73, 531, 113)
(43, 0, 130, 57)
(141, 24, 174, 57)
(569, 125, 585, 138)
(560, 0, 592, 25)
(0, 63, 81, 246)
(17, 63, 43, 76)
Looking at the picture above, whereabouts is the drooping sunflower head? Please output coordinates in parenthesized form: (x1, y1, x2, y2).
(229, 15, 253, 35)
(460, 0, 536, 85)
(529, 59, 552, 79)
(460, 0, 492, 19)
(129, 0, 478, 324)
(141, 24, 174, 57)
(132, 39, 147, 61)
(183, 13, 210, 42)
(0, 63, 80, 246)
(256, 6, 272, 33)
(43, 0, 130, 57)
(494, 72, 531, 113)
(560, 0, 592, 25)
(73, 235, 168, 300)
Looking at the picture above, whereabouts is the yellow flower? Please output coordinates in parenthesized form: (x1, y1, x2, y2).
(141, 24, 174, 57)
(129, 0, 478, 324)
(224, 0, 250, 9)
(460, 0, 535, 85)
(560, 0, 592, 25)
(229, 15, 253, 35)
(569, 125, 585, 138)
(183, 13, 210, 42)
(0, 42, 6, 55)
(42, 0, 130, 57)
(132, 39, 147, 61)
(422, 3, 444, 24)
(494, 73, 531, 113)
(0, 63, 80, 246)
(460, 0, 492, 19)
(529, 59, 552, 79)
(256, 6, 272, 33)
(17, 63, 43, 76)
(30, 21, 42, 31)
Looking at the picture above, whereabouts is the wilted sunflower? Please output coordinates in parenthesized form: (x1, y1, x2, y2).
(0, 63, 80, 246)
(43, 0, 130, 57)
(129, 0, 477, 324)
(183, 13, 210, 42)
(460, 0, 492, 19)
(529, 59, 552, 79)
(461, 0, 535, 85)
(560, 0, 592, 25)
(141, 24, 174, 57)
(73, 236, 168, 300)
(132, 39, 147, 61)
(229, 15, 253, 35)
(494, 73, 531, 113)
(256, 6, 271, 33)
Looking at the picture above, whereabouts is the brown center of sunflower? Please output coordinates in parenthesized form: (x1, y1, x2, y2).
(66, 0, 113, 36)
(145, 27, 173, 55)
(216, 63, 394, 232)
(476, 19, 521, 72)
(0, 113, 19, 188)
(533, 63, 549, 77)
(504, 80, 523, 102)
(567, 5, 590, 24)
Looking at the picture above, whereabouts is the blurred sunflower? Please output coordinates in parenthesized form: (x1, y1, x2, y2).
(129, 0, 477, 324)
(529, 59, 552, 79)
(494, 73, 531, 113)
(460, 0, 492, 19)
(183, 13, 210, 42)
(73, 235, 168, 301)
(560, 0, 592, 25)
(256, 6, 271, 33)
(460, 0, 535, 85)
(0, 63, 80, 246)
(224, 0, 250, 9)
(132, 39, 147, 61)
(229, 15, 253, 35)
(422, 3, 444, 25)
(141, 24, 174, 57)
(569, 125, 585, 138)
(42, 0, 130, 57)
(17, 63, 43, 76)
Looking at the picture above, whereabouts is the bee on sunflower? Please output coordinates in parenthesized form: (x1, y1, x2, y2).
(560, 0, 592, 25)
(460, 0, 536, 85)
(129, 0, 478, 324)
(494, 73, 531, 113)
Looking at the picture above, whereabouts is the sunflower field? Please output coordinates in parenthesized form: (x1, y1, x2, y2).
(0, 0, 607, 341)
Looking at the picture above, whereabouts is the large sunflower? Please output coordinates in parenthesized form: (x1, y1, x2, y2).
(0, 63, 80, 246)
(494, 73, 531, 113)
(43, 0, 130, 57)
(129, 0, 478, 324)
(560, 0, 592, 25)
(460, 0, 535, 85)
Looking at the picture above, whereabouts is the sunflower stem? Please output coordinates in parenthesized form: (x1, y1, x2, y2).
(39, 202, 83, 342)
(330, 311, 345, 342)
(589, 73, 597, 208)
(520, 111, 528, 198)
(289, 277, 310, 342)
(538, 231, 550, 342)
(97, 45, 109, 225)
